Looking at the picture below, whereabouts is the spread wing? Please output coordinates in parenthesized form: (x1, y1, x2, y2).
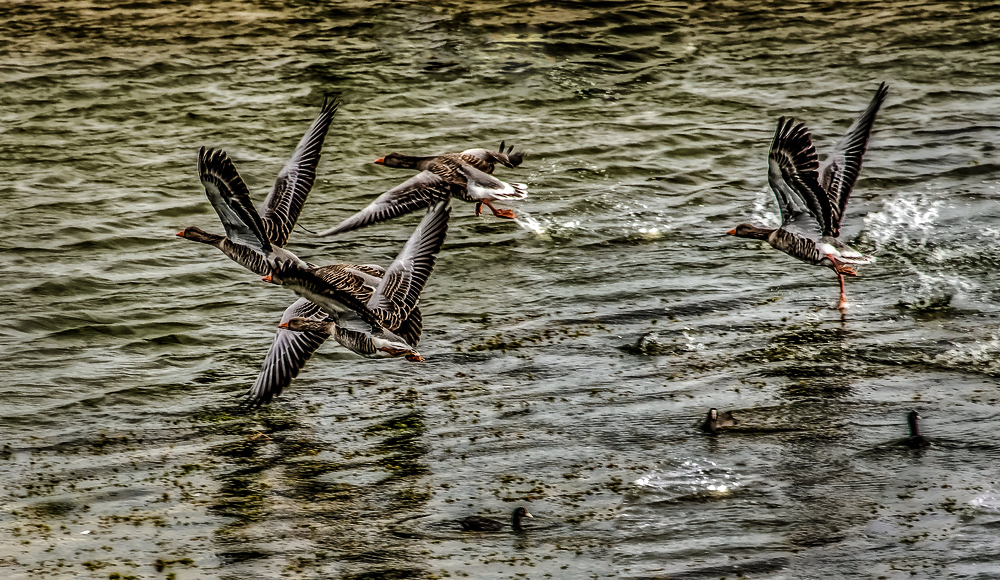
(395, 307, 422, 347)
(767, 118, 835, 239)
(243, 298, 329, 408)
(819, 82, 889, 236)
(198, 147, 271, 252)
(459, 141, 525, 173)
(261, 96, 340, 246)
(368, 201, 451, 329)
(316, 171, 455, 237)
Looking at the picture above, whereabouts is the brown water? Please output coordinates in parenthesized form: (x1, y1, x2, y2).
(3, 1, 1000, 579)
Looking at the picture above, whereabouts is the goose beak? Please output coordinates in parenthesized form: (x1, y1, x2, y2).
(524, 511, 533, 518)
(176, 230, 185, 237)
(261, 274, 273, 283)
(374, 157, 385, 165)
(405, 353, 424, 362)
(726, 228, 736, 235)
(277, 322, 288, 329)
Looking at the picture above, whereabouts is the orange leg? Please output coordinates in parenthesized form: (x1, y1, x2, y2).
(479, 199, 517, 219)
(826, 254, 853, 310)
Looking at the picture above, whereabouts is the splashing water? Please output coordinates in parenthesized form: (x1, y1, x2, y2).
(863, 190, 943, 252)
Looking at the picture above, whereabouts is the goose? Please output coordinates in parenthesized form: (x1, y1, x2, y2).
(252, 201, 451, 406)
(700, 408, 737, 434)
(176, 96, 339, 275)
(458, 507, 533, 532)
(728, 82, 888, 310)
(317, 142, 525, 237)
(241, 297, 423, 407)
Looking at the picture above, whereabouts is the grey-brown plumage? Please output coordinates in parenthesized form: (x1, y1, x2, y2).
(459, 507, 533, 532)
(243, 298, 330, 408)
(317, 142, 526, 237)
(177, 97, 340, 407)
(265, 201, 450, 369)
(728, 82, 888, 310)
(700, 408, 737, 434)
(177, 96, 339, 274)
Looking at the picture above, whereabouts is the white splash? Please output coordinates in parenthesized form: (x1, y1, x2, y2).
(863, 190, 943, 250)
(516, 214, 546, 235)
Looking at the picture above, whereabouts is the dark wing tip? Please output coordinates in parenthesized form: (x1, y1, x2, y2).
(497, 140, 525, 167)
(321, 92, 342, 116)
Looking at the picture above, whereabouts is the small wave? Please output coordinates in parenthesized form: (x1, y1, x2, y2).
(896, 270, 975, 311)
(633, 458, 741, 498)
(932, 333, 1000, 376)
(969, 490, 1000, 513)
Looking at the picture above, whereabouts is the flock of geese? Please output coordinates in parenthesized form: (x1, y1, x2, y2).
(177, 96, 528, 408)
(176, 80, 929, 529)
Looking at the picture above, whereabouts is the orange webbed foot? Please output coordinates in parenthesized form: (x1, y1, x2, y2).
(491, 208, 517, 219)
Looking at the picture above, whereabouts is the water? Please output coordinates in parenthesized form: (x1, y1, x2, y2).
(2, 1, 1000, 578)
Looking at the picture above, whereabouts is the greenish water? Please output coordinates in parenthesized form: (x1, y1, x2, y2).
(3, 1, 1000, 579)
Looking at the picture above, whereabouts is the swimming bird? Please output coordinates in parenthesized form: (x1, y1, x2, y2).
(458, 507, 533, 532)
(700, 408, 737, 434)
(317, 142, 525, 237)
(727, 82, 888, 310)
(902, 410, 930, 448)
(255, 201, 450, 405)
(177, 96, 339, 274)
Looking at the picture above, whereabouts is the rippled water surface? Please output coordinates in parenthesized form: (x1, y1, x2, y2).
(4, 1, 1000, 578)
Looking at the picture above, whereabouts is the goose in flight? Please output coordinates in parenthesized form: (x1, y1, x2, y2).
(250, 201, 451, 406)
(177, 96, 339, 274)
(317, 142, 525, 237)
(728, 82, 888, 310)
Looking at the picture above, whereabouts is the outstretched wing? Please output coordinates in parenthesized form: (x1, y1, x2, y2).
(316, 171, 454, 237)
(198, 147, 272, 252)
(243, 298, 329, 408)
(767, 118, 835, 239)
(819, 82, 889, 235)
(367, 201, 451, 329)
(262, 95, 340, 246)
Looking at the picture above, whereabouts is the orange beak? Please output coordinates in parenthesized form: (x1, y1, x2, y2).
(726, 228, 736, 235)
(277, 322, 288, 329)
(262, 274, 272, 283)
(176, 230, 185, 237)
(374, 157, 385, 165)
(406, 353, 424, 362)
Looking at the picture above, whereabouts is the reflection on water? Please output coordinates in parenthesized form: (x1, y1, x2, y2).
(2, 1, 1000, 579)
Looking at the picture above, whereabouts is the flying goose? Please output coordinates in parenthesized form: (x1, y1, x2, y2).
(251, 201, 451, 405)
(728, 82, 888, 310)
(317, 142, 525, 237)
(177, 96, 339, 274)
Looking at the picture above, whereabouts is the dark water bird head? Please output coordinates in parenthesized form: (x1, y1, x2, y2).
(511, 506, 533, 530)
(727, 223, 774, 240)
(904, 410, 930, 448)
(176, 226, 223, 245)
(907, 410, 921, 437)
(374, 152, 420, 168)
(700, 407, 737, 434)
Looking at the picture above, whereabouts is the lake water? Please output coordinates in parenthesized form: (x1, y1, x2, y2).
(3, 1, 1000, 579)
